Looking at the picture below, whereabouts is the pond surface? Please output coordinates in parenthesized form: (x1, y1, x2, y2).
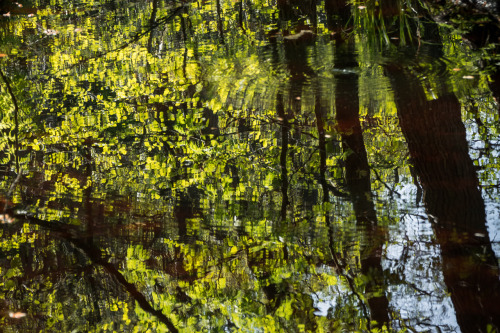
(1, 0, 500, 332)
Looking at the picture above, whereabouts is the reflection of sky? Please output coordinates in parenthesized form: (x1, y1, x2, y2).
(311, 182, 462, 332)
(311, 285, 338, 317)
(464, 117, 500, 258)
(310, 110, 500, 331)
(486, 203, 500, 258)
(386, 210, 460, 332)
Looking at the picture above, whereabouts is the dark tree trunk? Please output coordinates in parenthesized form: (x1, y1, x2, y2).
(277, 90, 289, 221)
(386, 64, 500, 333)
(334, 38, 390, 328)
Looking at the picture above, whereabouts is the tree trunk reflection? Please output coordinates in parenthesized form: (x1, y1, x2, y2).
(333, 36, 390, 328)
(386, 64, 500, 333)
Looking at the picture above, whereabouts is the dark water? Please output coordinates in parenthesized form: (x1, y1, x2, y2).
(1, 0, 500, 332)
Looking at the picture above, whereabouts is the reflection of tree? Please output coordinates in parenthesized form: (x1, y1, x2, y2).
(377, 5, 500, 330)
(15, 215, 180, 333)
(81, 138, 103, 327)
(334, 41, 390, 330)
(425, 0, 500, 117)
(147, 0, 158, 53)
(174, 185, 203, 240)
(2, 0, 500, 331)
(387, 63, 500, 333)
(268, 28, 289, 221)
(215, 0, 225, 45)
(329, 2, 391, 329)
(276, 89, 289, 220)
(270, 2, 317, 221)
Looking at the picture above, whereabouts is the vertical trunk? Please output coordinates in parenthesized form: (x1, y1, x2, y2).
(386, 64, 500, 333)
(269, 20, 290, 221)
(147, 0, 158, 53)
(277, 91, 289, 220)
(276, 4, 317, 220)
(83, 140, 94, 245)
(334, 41, 376, 226)
(215, 0, 225, 45)
(334, 38, 390, 328)
(238, 1, 246, 33)
(315, 85, 329, 203)
(181, 7, 188, 78)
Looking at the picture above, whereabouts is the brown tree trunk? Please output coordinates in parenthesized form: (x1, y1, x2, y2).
(334, 38, 390, 328)
(386, 64, 500, 333)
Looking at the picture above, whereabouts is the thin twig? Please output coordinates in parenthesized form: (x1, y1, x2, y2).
(372, 167, 402, 197)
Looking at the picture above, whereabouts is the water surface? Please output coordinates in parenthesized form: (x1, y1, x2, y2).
(1, 0, 500, 332)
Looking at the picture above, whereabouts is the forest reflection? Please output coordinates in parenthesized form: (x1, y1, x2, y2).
(1, 0, 500, 332)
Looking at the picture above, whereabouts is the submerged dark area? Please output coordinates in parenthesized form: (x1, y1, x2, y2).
(1, 0, 500, 332)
